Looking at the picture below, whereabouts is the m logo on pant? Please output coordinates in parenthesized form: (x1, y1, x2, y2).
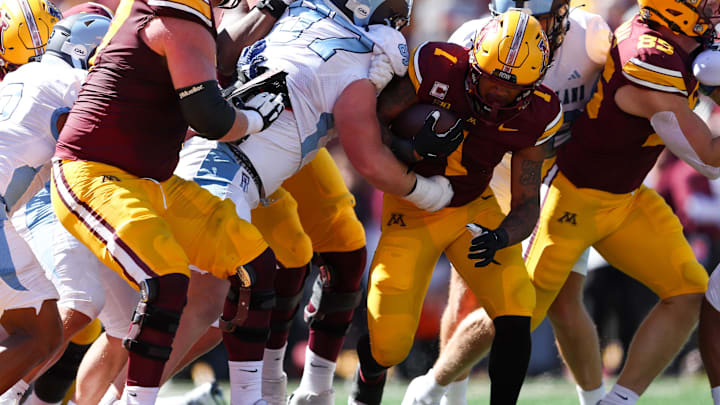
(387, 213, 406, 227)
(557, 211, 577, 225)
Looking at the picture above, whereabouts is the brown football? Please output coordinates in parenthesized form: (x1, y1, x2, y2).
(390, 104, 460, 139)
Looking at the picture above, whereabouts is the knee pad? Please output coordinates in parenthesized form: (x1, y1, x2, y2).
(220, 256, 277, 343)
(304, 254, 363, 336)
(123, 275, 187, 361)
(34, 341, 91, 402)
(271, 267, 308, 334)
(707, 267, 720, 312)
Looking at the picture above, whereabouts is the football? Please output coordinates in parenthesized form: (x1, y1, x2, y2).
(390, 104, 461, 139)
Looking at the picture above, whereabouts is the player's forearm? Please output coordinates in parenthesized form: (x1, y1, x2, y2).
(498, 199, 539, 246)
(676, 110, 720, 167)
(217, 8, 277, 77)
(343, 133, 416, 195)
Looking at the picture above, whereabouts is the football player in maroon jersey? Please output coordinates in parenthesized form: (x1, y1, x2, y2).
(348, 10, 563, 405)
(525, 0, 720, 403)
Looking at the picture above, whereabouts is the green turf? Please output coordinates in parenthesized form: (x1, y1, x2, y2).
(161, 374, 714, 404)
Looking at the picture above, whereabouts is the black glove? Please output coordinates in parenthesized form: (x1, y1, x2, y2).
(413, 110, 465, 159)
(467, 225, 509, 268)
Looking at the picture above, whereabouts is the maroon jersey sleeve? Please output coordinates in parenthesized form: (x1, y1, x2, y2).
(406, 41, 563, 207)
(558, 16, 699, 194)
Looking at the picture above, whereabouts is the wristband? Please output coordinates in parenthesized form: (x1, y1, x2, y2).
(242, 110, 264, 134)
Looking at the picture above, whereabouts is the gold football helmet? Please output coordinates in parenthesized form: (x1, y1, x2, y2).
(638, 0, 719, 43)
(468, 9, 550, 124)
(0, 0, 62, 77)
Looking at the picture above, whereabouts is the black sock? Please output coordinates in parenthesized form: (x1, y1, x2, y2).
(489, 315, 531, 405)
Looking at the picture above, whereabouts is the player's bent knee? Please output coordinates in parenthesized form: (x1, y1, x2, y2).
(370, 329, 414, 367)
(312, 206, 365, 252)
(123, 274, 188, 361)
(707, 268, 720, 312)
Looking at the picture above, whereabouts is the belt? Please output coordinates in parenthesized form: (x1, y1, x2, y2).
(224, 142, 270, 205)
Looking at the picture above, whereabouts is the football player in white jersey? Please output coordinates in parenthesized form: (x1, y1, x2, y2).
(0, 12, 142, 405)
(0, 2, 68, 397)
(401, 1, 612, 405)
(173, 1, 464, 404)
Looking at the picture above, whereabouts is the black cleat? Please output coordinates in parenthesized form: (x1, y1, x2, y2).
(348, 366, 386, 405)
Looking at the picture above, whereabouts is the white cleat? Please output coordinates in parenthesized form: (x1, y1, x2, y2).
(262, 372, 288, 405)
(401, 374, 446, 405)
(287, 388, 335, 405)
(155, 381, 226, 405)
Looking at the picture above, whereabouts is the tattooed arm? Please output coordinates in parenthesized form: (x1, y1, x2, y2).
(500, 142, 548, 245)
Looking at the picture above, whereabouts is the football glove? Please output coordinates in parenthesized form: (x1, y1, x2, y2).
(403, 175, 454, 212)
(466, 224, 509, 268)
(241, 92, 285, 134)
(414, 110, 465, 159)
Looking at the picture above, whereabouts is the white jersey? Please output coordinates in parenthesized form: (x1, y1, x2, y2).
(236, 0, 408, 196)
(0, 59, 86, 213)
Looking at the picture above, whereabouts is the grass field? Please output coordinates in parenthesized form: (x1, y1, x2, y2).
(160, 374, 715, 404)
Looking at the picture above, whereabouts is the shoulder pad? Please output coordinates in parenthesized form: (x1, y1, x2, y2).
(148, 0, 213, 28)
(618, 26, 688, 95)
(365, 25, 409, 78)
(409, 42, 468, 91)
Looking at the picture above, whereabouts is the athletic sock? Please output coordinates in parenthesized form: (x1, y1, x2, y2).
(262, 344, 287, 380)
(577, 382, 605, 405)
(229, 360, 263, 405)
(442, 376, 469, 405)
(712, 386, 720, 405)
(98, 385, 121, 405)
(298, 347, 336, 394)
(0, 380, 29, 403)
(601, 384, 639, 405)
(123, 385, 160, 405)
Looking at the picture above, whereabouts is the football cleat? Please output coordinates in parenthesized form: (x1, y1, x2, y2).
(261, 372, 287, 405)
(155, 381, 226, 405)
(287, 388, 335, 405)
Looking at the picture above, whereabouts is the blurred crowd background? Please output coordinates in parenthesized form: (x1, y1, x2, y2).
(50, 0, 720, 385)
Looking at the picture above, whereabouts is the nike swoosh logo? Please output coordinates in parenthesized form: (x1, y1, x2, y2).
(614, 392, 629, 400)
(240, 368, 259, 373)
(498, 124, 519, 132)
(128, 393, 138, 397)
(310, 362, 328, 368)
(480, 195, 492, 200)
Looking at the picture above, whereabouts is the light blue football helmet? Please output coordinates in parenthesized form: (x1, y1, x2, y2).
(328, 0, 412, 30)
(490, 0, 570, 61)
(43, 12, 110, 70)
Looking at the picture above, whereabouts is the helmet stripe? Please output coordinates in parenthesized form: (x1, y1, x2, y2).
(503, 11, 528, 73)
(17, 0, 43, 55)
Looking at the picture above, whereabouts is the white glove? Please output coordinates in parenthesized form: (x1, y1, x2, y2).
(403, 175, 454, 212)
(693, 44, 720, 86)
(368, 50, 395, 93)
(364, 24, 409, 92)
(241, 92, 285, 134)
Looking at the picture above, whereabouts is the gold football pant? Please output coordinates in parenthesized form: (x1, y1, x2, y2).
(51, 159, 268, 288)
(526, 168, 709, 329)
(251, 148, 365, 268)
(367, 191, 535, 366)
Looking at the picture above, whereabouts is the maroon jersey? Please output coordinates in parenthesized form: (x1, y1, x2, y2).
(55, 0, 216, 181)
(407, 42, 563, 207)
(558, 15, 700, 194)
(64, 2, 114, 18)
